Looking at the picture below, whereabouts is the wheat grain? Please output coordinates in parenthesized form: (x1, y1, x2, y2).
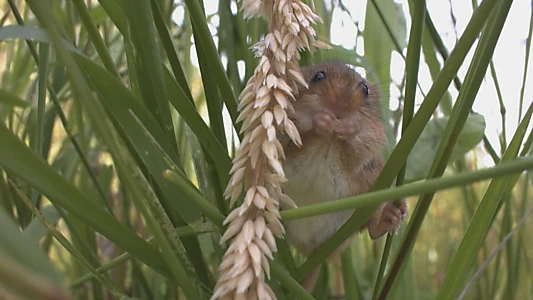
(211, 0, 328, 298)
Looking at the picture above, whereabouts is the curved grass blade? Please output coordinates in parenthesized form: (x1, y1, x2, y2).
(75, 54, 201, 224)
(3, 17, 212, 296)
(76, 53, 213, 292)
(9, 0, 113, 212)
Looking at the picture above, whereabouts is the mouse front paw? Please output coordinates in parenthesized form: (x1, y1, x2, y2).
(313, 109, 338, 136)
(334, 116, 361, 140)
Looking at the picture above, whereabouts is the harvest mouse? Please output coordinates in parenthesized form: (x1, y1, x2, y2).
(281, 61, 408, 290)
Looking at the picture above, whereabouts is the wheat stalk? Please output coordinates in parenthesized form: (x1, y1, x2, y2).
(211, 0, 328, 299)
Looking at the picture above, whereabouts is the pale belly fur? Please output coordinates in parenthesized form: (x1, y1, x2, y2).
(281, 140, 356, 255)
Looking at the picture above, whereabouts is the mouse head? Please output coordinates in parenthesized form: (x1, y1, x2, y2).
(291, 62, 384, 136)
(298, 62, 380, 117)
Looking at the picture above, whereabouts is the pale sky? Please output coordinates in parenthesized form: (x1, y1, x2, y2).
(173, 0, 533, 166)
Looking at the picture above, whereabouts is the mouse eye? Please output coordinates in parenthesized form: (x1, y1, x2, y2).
(311, 71, 326, 83)
(359, 82, 369, 97)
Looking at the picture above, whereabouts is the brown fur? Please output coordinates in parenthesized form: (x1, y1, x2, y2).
(280, 62, 407, 290)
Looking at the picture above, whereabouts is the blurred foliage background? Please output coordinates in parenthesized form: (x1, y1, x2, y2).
(0, 0, 532, 299)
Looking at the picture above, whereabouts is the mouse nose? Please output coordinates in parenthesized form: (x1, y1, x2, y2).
(331, 88, 359, 117)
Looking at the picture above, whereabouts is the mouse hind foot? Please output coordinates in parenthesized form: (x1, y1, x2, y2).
(368, 199, 408, 239)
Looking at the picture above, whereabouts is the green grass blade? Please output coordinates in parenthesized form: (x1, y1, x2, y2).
(74, 60, 202, 300)
(0, 249, 67, 299)
(292, 0, 498, 281)
(342, 248, 363, 300)
(436, 61, 531, 300)
(34, 50, 47, 132)
(75, 54, 201, 224)
(96, 0, 127, 34)
(149, 0, 194, 101)
(281, 155, 533, 221)
(405, 114, 486, 182)
(379, 0, 513, 295)
(183, 0, 239, 127)
(518, 0, 533, 120)
(0, 123, 169, 275)
(150, 0, 226, 214)
(23, 205, 61, 244)
(459, 201, 533, 299)
(163, 170, 225, 227)
(218, 0, 244, 92)
(2, 0, 531, 298)
(75, 53, 212, 292)
(193, 27, 228, 147)
(422, 29, 453, 115)
(424, 4, 501, 161)
(0, 208, 68, 299)
(0, 25, 83, 55)
(71, 0, 119, 77)
(0, 89, 31, 108)
(11, 182, 125, 297)
(119, 0, 177, 151)
(374, 1, 425, 295)
(164, 68, 231, 179)
(0, 208, 62, 286)
(70, 222, 218, 288)
(365, 0, 405, 152)
(271, 262, 314, 300)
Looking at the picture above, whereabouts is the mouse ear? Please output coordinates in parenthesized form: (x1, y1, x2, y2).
(310, 71, 326, 83)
